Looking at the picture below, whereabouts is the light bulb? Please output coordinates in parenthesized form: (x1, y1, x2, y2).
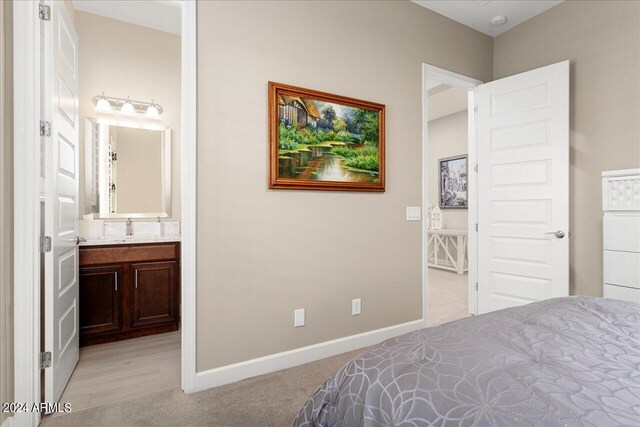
(121, 98, 136, 116)
(95, 96, 112, 113)
(145, 103, 160, 119)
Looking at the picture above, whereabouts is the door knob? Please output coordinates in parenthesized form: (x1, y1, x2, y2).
(75, 236, 87, 245)
(545, 230, 565, 239)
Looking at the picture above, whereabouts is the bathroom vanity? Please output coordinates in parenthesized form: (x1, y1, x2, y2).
(79, 117, 181, 345)
(78, 240, 180, 346)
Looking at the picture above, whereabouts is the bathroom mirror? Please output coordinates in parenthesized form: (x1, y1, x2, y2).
(85, 118, 171, 218)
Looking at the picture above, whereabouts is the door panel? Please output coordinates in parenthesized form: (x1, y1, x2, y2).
(79, 266, 123, 336)
(44, 1, 80, 404)
(477, 61, 569, 314)
(132, 262, 177, 327)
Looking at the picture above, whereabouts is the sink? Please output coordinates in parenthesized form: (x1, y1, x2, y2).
(80, 220, 181, 246)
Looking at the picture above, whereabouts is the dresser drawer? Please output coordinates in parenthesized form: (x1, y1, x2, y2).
(603, 174, 640, 211)
(603, 250, 640, 289)
(603, 214, 640, 252)
(604, 284, 640, 304)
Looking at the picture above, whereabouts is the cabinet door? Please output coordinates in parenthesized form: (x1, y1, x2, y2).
(131, 261, 177, 328)
(79, 265, 122, 336)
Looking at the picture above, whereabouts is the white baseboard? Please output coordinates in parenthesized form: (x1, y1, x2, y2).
(193, 318, 427, 392)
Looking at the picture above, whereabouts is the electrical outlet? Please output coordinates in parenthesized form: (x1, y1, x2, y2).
(294, 309, 305, 327)
(406, 207, 421, 221)
(352, 298, 361, 316)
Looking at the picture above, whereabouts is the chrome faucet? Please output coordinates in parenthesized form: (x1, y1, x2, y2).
(126, 218, 133, 236)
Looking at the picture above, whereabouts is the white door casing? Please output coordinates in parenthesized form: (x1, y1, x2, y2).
(43, 1, 80, 403)
(477, 61, 569, 314)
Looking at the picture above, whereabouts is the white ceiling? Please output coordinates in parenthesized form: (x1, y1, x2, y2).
(72, 1, 181, 36)
(428, 84, 468, 122)
(413, 1, 563, 37)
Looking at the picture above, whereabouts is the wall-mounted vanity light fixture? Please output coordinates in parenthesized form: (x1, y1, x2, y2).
(120, 97, 136, 116)
(145, 100, 161, 119)
(92, 94, 164, 119)
(94, 93, 112, 113)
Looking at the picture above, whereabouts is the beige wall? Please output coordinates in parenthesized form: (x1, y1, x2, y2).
(114, 127, 164, 214)
(76, 11, 181, 219)
(1, 0, 14, 423)
(494, 0, 640, 297)
(428, 111, 468, 230)
(196, 0, 493, 370)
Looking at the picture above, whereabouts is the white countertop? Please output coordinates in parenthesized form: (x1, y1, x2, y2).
(80, 236, 181, 246)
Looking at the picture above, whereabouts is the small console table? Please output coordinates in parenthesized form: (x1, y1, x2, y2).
(427, 229, 468, 275)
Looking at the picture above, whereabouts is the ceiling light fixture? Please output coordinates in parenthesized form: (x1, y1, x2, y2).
(490, 15, 507, 27)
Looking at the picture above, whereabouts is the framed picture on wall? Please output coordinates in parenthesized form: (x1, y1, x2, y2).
(439, 155, 468, 209)
(268, 82, 385, 192)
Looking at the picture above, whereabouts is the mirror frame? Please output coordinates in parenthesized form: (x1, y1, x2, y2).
(84, 117, 172, 219)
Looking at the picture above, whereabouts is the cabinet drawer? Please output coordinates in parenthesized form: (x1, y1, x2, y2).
(603, 215, 640, 252)
(604, 250, 640, 289)
(80, 243, 179, 266)
(604, 284, 640, 304)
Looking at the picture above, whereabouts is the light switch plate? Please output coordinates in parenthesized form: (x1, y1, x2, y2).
(406, 207, 421, 221)
(294, 309, 305, 327)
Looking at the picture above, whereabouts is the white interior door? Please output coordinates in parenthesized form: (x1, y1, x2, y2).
(477, 61, 569, 314)
(43, 1, 80, 403)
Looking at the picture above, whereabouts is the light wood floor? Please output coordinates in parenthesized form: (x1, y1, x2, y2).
(55, 332, 181, 415)
(427, 268, 470, 326)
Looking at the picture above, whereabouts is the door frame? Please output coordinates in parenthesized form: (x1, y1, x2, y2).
(422, 64, 481, 321)
(12, 2, 197, 425)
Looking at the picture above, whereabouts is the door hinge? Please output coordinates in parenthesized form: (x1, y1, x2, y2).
(40, 351, 52, 369)
(475, 223, 478, 232)
(40, 120, 51, 137)
(474, 163, 478, 173)
(474, 104, 478, 113)
(40, 236, 52, 253)
(475, 282, 478, 291)
(39, 3, 51, 21)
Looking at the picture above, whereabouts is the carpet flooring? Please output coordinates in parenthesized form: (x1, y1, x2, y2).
(41, 270, 468, 426)
(41, 348, 363, 427)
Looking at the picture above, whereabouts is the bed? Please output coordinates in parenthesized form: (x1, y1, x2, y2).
(294, 297, 640, 426)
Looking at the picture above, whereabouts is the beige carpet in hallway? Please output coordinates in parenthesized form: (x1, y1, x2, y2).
(41, 348, 362, 427)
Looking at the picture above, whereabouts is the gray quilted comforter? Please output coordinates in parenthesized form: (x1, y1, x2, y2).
(294, 297, 640, 426)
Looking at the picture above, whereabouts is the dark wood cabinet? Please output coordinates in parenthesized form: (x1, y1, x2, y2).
(79, 242, 180, 346)
(79, 265, 122, 336)
(132, 261, 177, 328)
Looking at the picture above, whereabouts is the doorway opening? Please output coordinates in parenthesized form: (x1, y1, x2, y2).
(422, 61, 570, 322)
(422, 65, 480, 326)
(15, 0, 197, 421)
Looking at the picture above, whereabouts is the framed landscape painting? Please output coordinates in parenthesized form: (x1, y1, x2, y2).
(439, 155, 468, 209)
(269, 82, 385, 191)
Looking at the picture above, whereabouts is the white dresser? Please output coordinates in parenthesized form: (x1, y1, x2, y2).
(602, 169, 640, 303)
